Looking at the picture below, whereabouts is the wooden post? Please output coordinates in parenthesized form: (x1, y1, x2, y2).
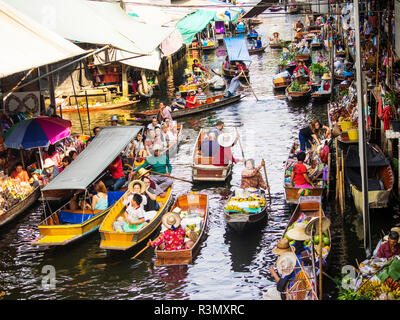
(318, 204, 323, 300)
(122, 64, 129, 98)
(70, 74, 84, 134)
(85, 90, 92, 137)
(46, 64, 56, 116)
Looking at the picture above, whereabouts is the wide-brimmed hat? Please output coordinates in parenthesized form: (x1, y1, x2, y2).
(153, 144, 163, 152)
(110, 115, 119, 122)
(305, 216, 331, 236)
(137, 168, 150, 178)
(272, 238, 293, 255)
(162, 212, 182, 230)
(128, 180, 145, 193)
(276, 252, 297, 277)
(322, 73, 331, 80)
(217, 132, 236, 147)
(383, 227, 400, 242)
(43, 158, 55, 169)
(287, 223, 311, 241)
(273, 32, 279, 36)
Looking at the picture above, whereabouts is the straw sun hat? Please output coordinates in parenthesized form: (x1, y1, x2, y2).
(287, 223, 311, 241)
(128, 180, 146, 193)
(162, 212, 182, 230)
(272, 238, 293, 255)
(322, 73, 331, 80)
(137, 168, 150, 178)
(276, 251, 297, 277)
(43, 158, 55, 169)
(217, 132, 236, 148)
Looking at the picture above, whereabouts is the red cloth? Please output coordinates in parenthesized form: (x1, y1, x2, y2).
(323, 82, 330, 91)
(213, 146, 237, 166)
(378, 97, 383, 118)
(292, 163, 308, 186)
(185, 95, 198, 108)
(151, 226, 186, 251)
(108, 157, 124, 179)
(376, 241, 400, 259)
(293, 66, 310, 74)
(382, 106, 393, 131)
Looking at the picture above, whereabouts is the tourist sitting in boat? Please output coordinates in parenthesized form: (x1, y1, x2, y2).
(295, 20, 304, 31)
(185, 90, 198, 108)
(224, 70, 248, 98)
(135, 145, 172, 197)
(240, 159, 269, 190)
(145, 129, 156, 155)
(270, 32, 281, 44)
(10, 162, 29, 183)
(209, 121, 224, 137)
(376, 231, 400, 260)
(148, 212, 194, 251)
(290, 151, 315, 189)
(110, 115, 120, 127)
(170, 92, 186, 111)
(196, 87, 207, 105)
(59, 156, 72, 173)
(154, 129, 164, 151)
(316, 52, 325, 63)
(42, 158, 60, 184)
(69, 150, 78, 161)
(44, 144, 61, 168)
(163, 118, 177, 136)
(248, 26, 258, 38)
(147, 117, 161, 131)
(157, 102, 173, 123)
(207, 69, 226, 89)
(113, 193, 145, 232)
(123, 180, 147, 209)
(132, 131, 148, 159)
(299, 119, 330, 151)
(80, 181, 109, 211)
(104, 156, 126, 191)
(142, 176, 160, 211)
(192, 59, 209, 76)
(293, 61, 310, 76)
(201, 132, 219, 157)
(213, 132, 244, 166)
(318, 73, 331, 92)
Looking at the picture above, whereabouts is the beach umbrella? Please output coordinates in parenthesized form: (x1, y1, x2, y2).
(4, 116, 72, 149)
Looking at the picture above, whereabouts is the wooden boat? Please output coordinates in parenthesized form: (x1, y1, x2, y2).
(249, 18, 264, 24)
(283, 142, 329, 204)
(0, 186, 40, 228)
(345, 144, 394, 214)
(294, 54, 311, 62)
(178, 81, 208, 94)
(288, 4, 299, 14)
(281, 196, 331, 300)
(224, 189, 269, 232)
(56, 100, 138, 114)
(98, 187, 173, 251)
(31, 191, 125, 246)
(311, 90, 331, 102)
(133, 94, 242, 123)
(222, 65, 250, 79)
(192, 128, 233, 182)
(249, 46, 266, 54)
(273, 74, 291, 90)
(310, 41, 323, 49)
(285, 85, 311, 102)
(334, 73, 354, 84)
(268, 5, 283, 12)
(269, 42, 283, 50)
(154, 193, 209, 266)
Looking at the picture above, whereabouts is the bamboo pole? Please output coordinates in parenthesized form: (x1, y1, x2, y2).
(341, 149, 345, 213)
(374, 17, 380, 139)
(70, 73, 84, 134)
(148, 170, 193, 184)
(318, 204, 323, 300)
(335, 138, 339, 202)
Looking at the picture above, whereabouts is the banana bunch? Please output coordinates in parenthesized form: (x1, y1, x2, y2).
(225, 204, 241, 211)
(358, 279, 400, 300)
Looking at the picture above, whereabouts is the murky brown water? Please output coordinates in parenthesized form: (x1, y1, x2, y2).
(1, 13, 399, 300)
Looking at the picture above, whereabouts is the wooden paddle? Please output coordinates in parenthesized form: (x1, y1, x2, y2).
(234, 127, 245, 159)
(149, 170, 193, 184)
(262, 158, 272, 204)
(131, 244, 150, 260)
(242, 71, 259, 101)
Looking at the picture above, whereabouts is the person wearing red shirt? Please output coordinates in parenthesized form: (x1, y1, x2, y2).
(290, 151, 314, 188)
(104, 156, 126, 191)
(377, 231, 400, 259)
(293, 61, 310, 75)
(185, 90, 198, 108)
(212, 132, 244, 166)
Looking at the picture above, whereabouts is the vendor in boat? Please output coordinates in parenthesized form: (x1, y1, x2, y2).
(114, 193, 145, 232)
(104, 156, 126, 191)
(42, 158, 60, 184)
(248, 26, 258, 37)
(196, 87, 207, 105)
(290, 151, 315, 189)
(135, 145, 172, 197)
(185, 90, 198, 108)
(295, 20, 305, 31)
(376, 231, 400, 260)
(293, 61, 310, 77)
(208, 121, 224, 138)
(10, 162, 30, 183)
(148, 212, 195, 251)
(170, 92, 186, 111)
(201, 131, 219, 157)
(298, 119, 330, 151)
(255, 36, 263, 49)
(315, 52, 325, 63)
(69, 150, 78, 161)
(318, 73, 331, 92)
(240, 159, 269, 190)
(270, 32, 281, 44)
(147, 117, 161, 131)
(212, 132, 244, 166)
(276, 64, 286, 75)
(192, 59, 209, 76)
(224, 71, 249, 98)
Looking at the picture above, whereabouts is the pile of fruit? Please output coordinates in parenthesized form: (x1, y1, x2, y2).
(224, 194, 266, 213)
(284, 221, 330, 250)
(0, 178, 33, 215)
(356, 278, 400, 300)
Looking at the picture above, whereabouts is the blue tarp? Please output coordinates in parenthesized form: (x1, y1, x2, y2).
(224, 37, 251, 62)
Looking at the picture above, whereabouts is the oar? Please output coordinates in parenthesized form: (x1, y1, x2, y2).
(149, 170, 193, 184)
(234, 127, 245, 159)
(242, 71, 259, 101)
(131, 244, 150, 260)
(262, 158, 272, 204)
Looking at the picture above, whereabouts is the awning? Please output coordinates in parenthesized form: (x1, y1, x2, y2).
(42, 126, 141, 191)
(0, 0, 86, 78)
(176, 9, 217, 45)
(3, 0, 173, 55)
(224, 37, 251, 62)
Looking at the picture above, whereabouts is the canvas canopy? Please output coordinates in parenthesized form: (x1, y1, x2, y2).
(4, 0, 173, 55)
(0, 0, 86, 78)
(224, 37, 251, 62)
(176, 9, 217, 45)
(42, 126, 141, 191)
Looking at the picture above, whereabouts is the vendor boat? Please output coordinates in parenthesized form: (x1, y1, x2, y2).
(268, 5, 283, 12)
(294, 53, 311, 62)
(280, 196, 331, 300)
(273, 71, 291, 90)
(285, 84, 311, 102)
(224, 189, 269, 232)
(287, 3, 299, 14)
(310, 40, 323, 49)
(154, 193, 209, 266)
(56, 99, 138, 115)
(98, 187, 173, 251)
(311, 90, 331, 103)
(192, 128, 233, 182)
(269, 42, 283, 50)
(0, 186, 40, 228)
(336, 50, 346, 57)
(31, 126, 141, 246)
(249, 46, 267, 54)
(283, 142, 330, 204)
(222, 37, 251, 79)
(132, 94, 242, 123)
(222, 65, 250, 79)
(345, 144, 394, 214)
(178, 81, 208, 95)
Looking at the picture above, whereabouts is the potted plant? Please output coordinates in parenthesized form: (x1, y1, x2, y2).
(384, 90, 400, 131)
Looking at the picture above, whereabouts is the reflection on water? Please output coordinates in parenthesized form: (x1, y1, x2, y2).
(2, 13, 398, 300)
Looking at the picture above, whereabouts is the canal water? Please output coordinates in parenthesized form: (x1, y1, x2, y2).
(1, 13, 400, 300)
